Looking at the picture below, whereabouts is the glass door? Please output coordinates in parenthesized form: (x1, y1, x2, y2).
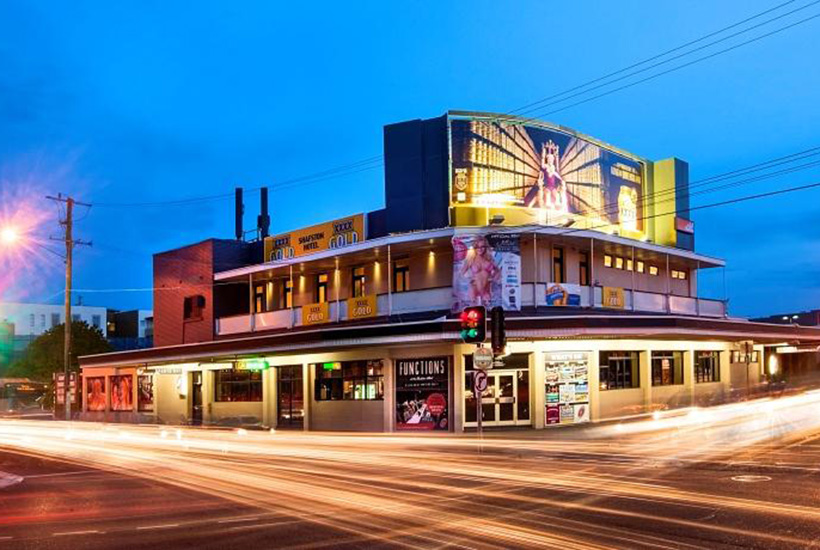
(464, 369, 531, 428)
(277, 366, 304, 429)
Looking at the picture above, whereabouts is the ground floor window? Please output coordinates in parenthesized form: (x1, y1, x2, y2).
(599, 351, 640, 390)
(651, 351, 684, 386)
(314, 359, 384, 401)
(215, 369, 263, 402)
(695, 351, 721, 383)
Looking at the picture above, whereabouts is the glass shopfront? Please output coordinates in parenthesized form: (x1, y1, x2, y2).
(464, 353, 531, 427)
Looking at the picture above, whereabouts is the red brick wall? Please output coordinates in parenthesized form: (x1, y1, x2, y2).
(153, 241, 215, 347)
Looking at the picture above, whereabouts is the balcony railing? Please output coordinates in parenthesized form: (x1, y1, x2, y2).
(216, 285, 726, 336)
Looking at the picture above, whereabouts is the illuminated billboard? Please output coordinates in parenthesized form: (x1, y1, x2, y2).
(263, 214, 365, 262)
(450, 117, 645, 237)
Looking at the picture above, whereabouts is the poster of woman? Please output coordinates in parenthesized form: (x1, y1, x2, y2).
(452, 233, 520, 311)
(86, 377, 106, 411)
(110, 375, 133, 411)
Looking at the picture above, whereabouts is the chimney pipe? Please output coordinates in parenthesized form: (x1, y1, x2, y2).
(235, 187, 244, 240)
(258, 187, 270, 238)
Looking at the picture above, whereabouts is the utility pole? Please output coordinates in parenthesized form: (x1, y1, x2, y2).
(46, 194, 91, 421)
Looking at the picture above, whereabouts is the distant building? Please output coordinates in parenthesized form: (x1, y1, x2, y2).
(752, 310, 820, 383)
(752, 310, 820, 327)
(107, 309, 153, 351)
(0, 302, 108, 375)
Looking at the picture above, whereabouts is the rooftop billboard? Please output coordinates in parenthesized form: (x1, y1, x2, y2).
(263, 214, 365, 262)
(449, 117, 645, 238)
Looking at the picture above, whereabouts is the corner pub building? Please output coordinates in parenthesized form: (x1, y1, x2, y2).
(79, 111, 820, 432)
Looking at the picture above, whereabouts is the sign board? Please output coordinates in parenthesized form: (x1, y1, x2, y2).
(395, 357, 450, 431)
(602, 287, 625, 309)
(54, 372, 77, 405)
(348, 295, 377, 320)
(546, 283, 582, 306)
(675, 217, 695, 234)
(473, 347, 494, 370)
(302, 302, 330, 326)
(473, 370, 488, 394)
(237, 358, 269, 371)
(264, 214, 365, 262)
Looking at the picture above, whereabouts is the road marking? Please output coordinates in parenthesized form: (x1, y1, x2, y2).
(218, 516, 260, 524)
(136, 523, 180, 531)
(53, 530, 103, 536)
(26, 471, 94, 479)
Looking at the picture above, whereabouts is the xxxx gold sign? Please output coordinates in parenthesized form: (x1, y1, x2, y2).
(264, 214, 365, 262)
(347, 295, 377, 320)
(302, 302, 330, 326)
(602, 287, 625, 309)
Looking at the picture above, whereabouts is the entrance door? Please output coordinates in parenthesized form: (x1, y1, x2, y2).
(465, 369, 530, 427)
(277, 366, 304, 429)
(191, 372, 203, 426)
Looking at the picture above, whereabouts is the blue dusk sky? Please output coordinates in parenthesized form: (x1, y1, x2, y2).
(0, 0, 818, 318)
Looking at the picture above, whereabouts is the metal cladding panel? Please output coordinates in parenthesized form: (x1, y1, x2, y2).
(383, 115, 449, 234)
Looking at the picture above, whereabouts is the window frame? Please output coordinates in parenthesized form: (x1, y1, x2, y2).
(352, 266, 366, 298)
(393, 259, 410, 293)
(649, 265, 659, 276)
(552, 246, 565, 283)
(314, 359, 384, 401)
(214, 368, 263, 402)
(604, 254, 613, 268)
(579, 251, 590, 286)
(599, 351, 640, 391)
(695, 351, 721, 383)
(315, 273, 329, 304)
(651, 351, 684, 386)
(183, 295, 206, 321)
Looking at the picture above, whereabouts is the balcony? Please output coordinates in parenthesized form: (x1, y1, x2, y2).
(216, 285, 726, 336)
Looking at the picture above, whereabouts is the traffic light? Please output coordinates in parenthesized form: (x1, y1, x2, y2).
(460, 306, 486, 343)
(490, 306, 506, 354)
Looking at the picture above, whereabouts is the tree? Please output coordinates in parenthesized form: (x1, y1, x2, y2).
(7, 321, 111, 381)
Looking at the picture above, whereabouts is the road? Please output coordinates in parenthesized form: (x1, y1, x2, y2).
(2, 391, 820, 549)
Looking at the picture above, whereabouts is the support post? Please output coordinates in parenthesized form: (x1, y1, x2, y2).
(387, 244, 393, 317)
(63, 198, 73, 421)
(249, 273, 255, 332)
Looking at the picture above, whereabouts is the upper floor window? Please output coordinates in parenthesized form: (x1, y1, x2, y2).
(552, 247, 565, 283)
(352, 266, 366, 297)
(40, 314, 46, 328)
(72, 314, 81, 323)
(636, 261, 645, 274)
(29, 314, 35, 328)
(649, 265, 659, 276)
(91, 315, 101, 328)
(695, 351, 721, 383)
(280, 279, 293, 309)
(671, 269, 688, 280)
(393, 260, 409, 293)
(652, 351, 684, 386)
(626, 259, 634, 271)
(604, 254, 613, 268)
(615, 256, 624, 270)
(599, 351, 640, 390)
(254, 283, 267, 313)
(51, 313, 60, 327)
(579, 252, 590, 286)
(315, 273, 329, 303)
(183, 295, 206, 321)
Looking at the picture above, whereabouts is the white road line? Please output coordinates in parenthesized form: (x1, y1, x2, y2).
(136, 523, 180, 531)
(53, 530, 103, 536)
(218, 516, 260, 524)
(26, 471, 94, 479)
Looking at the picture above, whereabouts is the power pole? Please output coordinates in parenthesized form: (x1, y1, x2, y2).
(46, 194, 91, 421)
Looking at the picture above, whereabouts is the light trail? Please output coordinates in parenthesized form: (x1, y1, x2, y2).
(2, 391, 820, 548)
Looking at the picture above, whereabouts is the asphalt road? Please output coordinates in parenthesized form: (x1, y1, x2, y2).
(1, 392, 820, 549)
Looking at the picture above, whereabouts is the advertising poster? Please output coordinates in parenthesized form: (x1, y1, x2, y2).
(86, 377, 106, 411)
(546, 283, 582, 306)
(450, 118, 645, 237)
(347, 295, 377, 320)
(110, 375, 133, 411)
(395, 357, 450, 431)
(545, 352, 591, 426)
(546, 405, 560, 425)
(138, 375, 154, 412)
(452, 233, 521, 311)
(602, 287, 625, 309)
(302, 302, 330, 326)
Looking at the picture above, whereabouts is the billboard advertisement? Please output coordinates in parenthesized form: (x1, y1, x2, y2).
(450, 118, 645, 237)
(545, 352, 590, 426)
(86, 377, 106, 411)
(395, 357, 449, 431)
(452, 233, 521, 311)
(110, 375, 133, 411)
(263, 214, 365, 262)
(138, 375, 154, 412)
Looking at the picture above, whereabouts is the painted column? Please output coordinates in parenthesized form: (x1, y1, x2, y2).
(684, 350, 696, 407)
(532, 348, 545, 429)
(588, 349, 601, 421)
(302, 362, 311, 431)
(453, 344, 466, 433)
(640, 351, 652, 413)
(383, 358, 394, 432)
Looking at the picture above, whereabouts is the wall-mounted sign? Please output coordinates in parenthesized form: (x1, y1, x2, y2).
(237, 358, 269, 371)
(157, 367, 183, 375)
(452, 233, 521, 312)
(546, 283, 582, 306)
(264, 214, 365, 262)
(545, 352, 590, 426)
(675, 217, 695, 234)
(302, 302, 330, 326)
(602, 287, 625, 309)
(449, 117, 645, 238)
(348, 295, 377, 320)
(395, 357, 450, 431)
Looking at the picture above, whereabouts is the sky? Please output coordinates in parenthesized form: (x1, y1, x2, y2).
(0, 0, 818, 318)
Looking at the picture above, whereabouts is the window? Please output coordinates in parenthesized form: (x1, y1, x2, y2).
(651, 351, 684, 386)
(599, 351, 640, 390)
(183, 295, 206, 320)
(314, 359, 384, 401)
(72, 314, 81, 322)
(215, 369, 263, 402)
(51, 313, 60, 327)
(552, 247, 565, 283)
(604, 254, 613, 268)
(636, 261, 645, 274)
(352, 266, 366, 297)
(254, 283, 266, 313)
(29, 314, 35, 328)
(671, 269, 688, 280)
(626, 259, 634, 271)
(280, 279, 293, 309)
(649, 265, 659, 276)
(393, 260, 410, 292)
(40, 314, 46, 328)
(91, 315, 101, 328)
(315, 273, 329, 303)
(695, 351, 721, 383)
(579, 252, 590, 286)
(615, 257, 624, 270)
